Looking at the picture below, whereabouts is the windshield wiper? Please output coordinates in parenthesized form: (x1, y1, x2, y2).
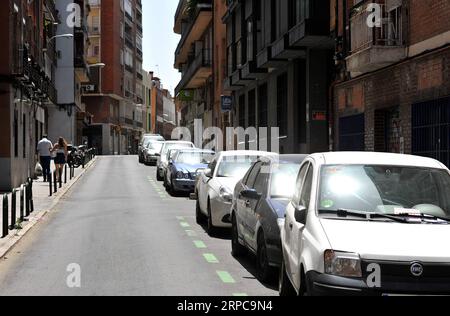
(319, 209, 410, 223)
(389, 212, 450, 223)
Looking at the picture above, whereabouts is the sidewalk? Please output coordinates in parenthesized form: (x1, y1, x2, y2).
(0, 158, 97, 258)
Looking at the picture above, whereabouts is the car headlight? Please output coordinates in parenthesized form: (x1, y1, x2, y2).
(324, 250, 362, 278)
(176, 171, 185, 179)
(219, 187, 233, 203)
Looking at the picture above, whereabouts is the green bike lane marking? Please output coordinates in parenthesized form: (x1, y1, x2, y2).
(203, 253, 219, 264)
(193, 240, 207, 249)
(180, 222, 191, 228)
(216, 271, 236, 284)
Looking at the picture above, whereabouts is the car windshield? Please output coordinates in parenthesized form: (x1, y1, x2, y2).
(162, 143, 193, 159)
(319, 165, 450, 218)
(175, 152, 214, 165)
(147, 142, 163, 152)
(216, 156, 260, 178)
(270, 163, 302, 198)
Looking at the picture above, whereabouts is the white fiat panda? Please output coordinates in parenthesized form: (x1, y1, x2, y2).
(280, 152, 450, 296)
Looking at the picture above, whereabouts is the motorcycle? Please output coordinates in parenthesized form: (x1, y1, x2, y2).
(68, 146, 84, 168)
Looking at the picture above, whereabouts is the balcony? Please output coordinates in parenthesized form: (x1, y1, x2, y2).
(346, 1, 406, 74)
(256, 46, 287, 69)
(288, 0, 333, 49)
(175, 49, 212, 95)
(241, 60, 267, 80)
(174, 1, 212, 69)
(271, 34, 306, 60)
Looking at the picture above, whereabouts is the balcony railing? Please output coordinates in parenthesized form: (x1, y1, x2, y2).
(175, 48, 212, 94)
(349, 2, 403, 54)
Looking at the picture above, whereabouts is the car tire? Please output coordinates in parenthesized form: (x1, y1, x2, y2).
(279, 258, 297, 297)
(256, 231, 276, 283)
(196, 199, 206, 224)
(207, 199, 217, 237)
(231, 213, 246, 258)
(156, 169, 163, 181)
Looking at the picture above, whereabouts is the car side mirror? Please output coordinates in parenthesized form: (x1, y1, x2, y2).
(204, 168, 212, 178)
(169, 159, 174, 165)
(155, 153, 161, 157)
(241, 189, 261, 200)
(294, 205, 307, 224)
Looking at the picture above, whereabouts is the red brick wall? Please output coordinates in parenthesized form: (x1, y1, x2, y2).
(101, 0, 123, 96)
(334, 46, 450, 153)
(409, 0, 450, 45)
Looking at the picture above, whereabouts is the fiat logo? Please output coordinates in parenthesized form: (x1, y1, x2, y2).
(410, 262, 424, 277)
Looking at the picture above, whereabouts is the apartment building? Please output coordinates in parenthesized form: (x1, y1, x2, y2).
(0, 0, 59, 191)
(48, 0, 91, 147)
(332, 0, 450, 167)
(223, 0, 333, 154)
(82, 0, 145, 155)
(174, 0, 214, 136)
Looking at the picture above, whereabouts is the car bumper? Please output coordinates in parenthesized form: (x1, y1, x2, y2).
(172, 179, 196, 192)
(145, 155, 158, 164)
(210, 198, 232, 228)
(306, 271, 450, 296)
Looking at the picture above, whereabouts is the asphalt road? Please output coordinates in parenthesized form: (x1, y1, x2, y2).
(0, 156, 277, 296)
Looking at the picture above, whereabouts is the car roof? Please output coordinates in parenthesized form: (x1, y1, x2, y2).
(278, 154, 309, 164)
(218, 150, 277, 157)
(176, 149, 214, 153)
(163, 141, 193, 145)
(308, 152, 447, 169)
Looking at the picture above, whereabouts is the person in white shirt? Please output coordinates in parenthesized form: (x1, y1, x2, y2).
(37, 135, 53, 182)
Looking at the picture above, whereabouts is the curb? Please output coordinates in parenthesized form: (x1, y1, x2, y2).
(0, 158, 97, 259)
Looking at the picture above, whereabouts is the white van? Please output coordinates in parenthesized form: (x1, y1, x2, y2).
(280, 152, 450, 296)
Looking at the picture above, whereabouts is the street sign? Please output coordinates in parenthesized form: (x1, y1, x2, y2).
(221, 95, 233, 112)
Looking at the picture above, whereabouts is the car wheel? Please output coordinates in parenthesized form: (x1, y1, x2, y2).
(207, 199, 217, 237)
(231, 213, 246, 258)
(256, 231, 276, 283)
(279, 258, 297, 297)
(169, 179, 176, 196)
(196, 199, 206, 224)
(156, 169, 163, 181)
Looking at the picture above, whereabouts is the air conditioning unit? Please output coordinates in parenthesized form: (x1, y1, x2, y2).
(84, 85, 96, 92)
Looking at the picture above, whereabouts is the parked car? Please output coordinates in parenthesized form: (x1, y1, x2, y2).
(195, 150, 277, 236)
(139, 134, 165, 163)
(156, 141, 195, 181)
(164, 149, 215, 194)
(143, 141, 164, 166)
(231, 154, 307, 282)
(279, 152, 450, 296)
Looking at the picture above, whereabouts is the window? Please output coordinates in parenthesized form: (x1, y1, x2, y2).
(293, 162, 309, 206)
(239, 94, 246, 128)
(258, 83, 268, 128)
(300, 165, 313, 209)
(277, 73, 288, 137)
(253, 166, 269, 194)
(245, 162, 262, 188)
(22, 113, 26, 158)
(14, 110, 18, 158)
(248, 89, 256, 128)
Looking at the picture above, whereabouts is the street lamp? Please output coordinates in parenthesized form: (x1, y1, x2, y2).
(88, 63, 106, 69)
(48, 34, 74, 41)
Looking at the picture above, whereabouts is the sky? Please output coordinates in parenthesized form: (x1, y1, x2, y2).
(142, 0, 181, 96)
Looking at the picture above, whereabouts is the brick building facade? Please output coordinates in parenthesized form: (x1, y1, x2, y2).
(83, 0, 145, 155)
(332, 0, 450, 167)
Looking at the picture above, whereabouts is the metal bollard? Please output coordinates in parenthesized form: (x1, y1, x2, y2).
(2, 195, 8, 238)
(25, 182, 30, 217)
(49, 172, 53, 197)
(29, 178, 34, 214)
(10, 189, 16, 230)
(53, 172, 57, 194)
(20, 185, 24, 222)
(64, 165, 68, 184)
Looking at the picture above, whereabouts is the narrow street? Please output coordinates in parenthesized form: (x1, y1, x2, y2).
(0, 156, 277, 296)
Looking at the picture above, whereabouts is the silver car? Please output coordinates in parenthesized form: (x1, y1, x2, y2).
(231, 154, 307, 282)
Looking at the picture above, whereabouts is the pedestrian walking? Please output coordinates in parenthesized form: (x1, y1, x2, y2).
(52, 137, 68, 183)
(36, 135, 53, 182)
